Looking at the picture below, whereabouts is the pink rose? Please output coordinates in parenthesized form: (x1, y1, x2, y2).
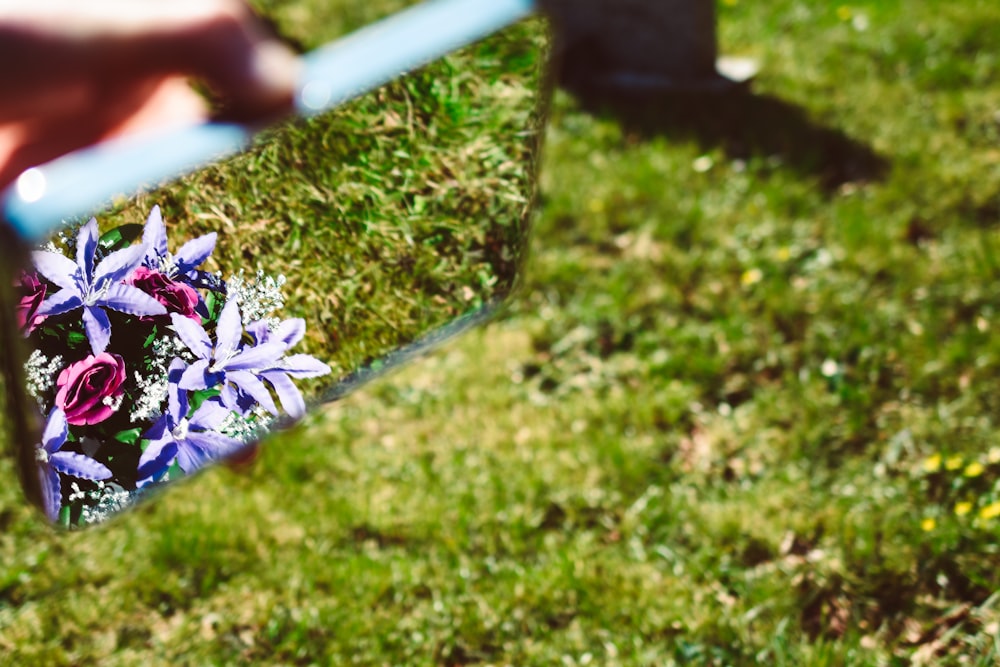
(17, 271, 47, 332)
(55, 353, 126, 426)
(127, 267, 200, 321)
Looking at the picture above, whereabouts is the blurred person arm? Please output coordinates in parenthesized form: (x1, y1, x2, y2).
(0, 0, 299, 189)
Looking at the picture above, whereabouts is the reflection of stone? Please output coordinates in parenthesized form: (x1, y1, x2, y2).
(542, 0, 758, 92)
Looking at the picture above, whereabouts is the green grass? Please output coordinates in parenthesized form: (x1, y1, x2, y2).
(3, 0, 1000, 664)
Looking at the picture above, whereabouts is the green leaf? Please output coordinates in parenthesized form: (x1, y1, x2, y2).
(98, 224, 144, 253)
(189, 389, 221, 413)
(113, 428, 143, 446)
(40, 324, 69, 339)
(204, 291, 223, 323)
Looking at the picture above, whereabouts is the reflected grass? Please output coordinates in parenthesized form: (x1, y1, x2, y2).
(101, 22, 543, 379)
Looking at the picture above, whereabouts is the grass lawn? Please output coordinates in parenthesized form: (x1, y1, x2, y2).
(3, 0, 1000, 664)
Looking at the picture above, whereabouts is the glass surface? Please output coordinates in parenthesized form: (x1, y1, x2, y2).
(6, 21, 546, 528)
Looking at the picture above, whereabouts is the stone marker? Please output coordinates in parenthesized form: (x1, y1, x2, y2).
(541, 0, 758, 92)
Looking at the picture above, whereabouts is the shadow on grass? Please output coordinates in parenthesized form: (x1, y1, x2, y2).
(564, 82, 890, 193)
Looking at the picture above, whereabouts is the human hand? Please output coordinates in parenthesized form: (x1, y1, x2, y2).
(0, 0, 299, 189)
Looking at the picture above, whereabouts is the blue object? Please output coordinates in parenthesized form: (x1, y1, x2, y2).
(0, 0, 537, 244)
(298, 0, 536, 114)
(1, 125, 251, 244)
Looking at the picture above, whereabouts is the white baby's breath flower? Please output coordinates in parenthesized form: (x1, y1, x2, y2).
(131, 371, 169, 422)
(78, 482, 134, 525)
(130, 335, 192, 422)
(219, 406, 274, 444)
(25, 349, 64, 402)
(102, 393, 124, 413)
(226, 269, 287, 325)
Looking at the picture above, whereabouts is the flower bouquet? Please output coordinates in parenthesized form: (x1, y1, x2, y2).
(19, 206, 330, 527)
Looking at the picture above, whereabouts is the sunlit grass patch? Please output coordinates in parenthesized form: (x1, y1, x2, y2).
(4, 0, 1000, 664)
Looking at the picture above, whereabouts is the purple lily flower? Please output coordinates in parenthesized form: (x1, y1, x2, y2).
(138, 359, 245, 479)
(171, 300, 287, 415)
(247, 319, 331, 418)
(141, 205, 218, 285)
(32, 218, 167, 354)
(36, 407, 112, 521)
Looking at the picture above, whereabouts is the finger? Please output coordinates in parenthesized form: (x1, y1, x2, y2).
(0, 76, 207, 190)
(97, 0, 299, 122)
(153, 3, 300, 122)
(98, 76, 209, 138)
(0, 1, 299, 124)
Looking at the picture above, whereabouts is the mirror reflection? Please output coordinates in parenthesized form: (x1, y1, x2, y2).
(15, 21, 544, 527)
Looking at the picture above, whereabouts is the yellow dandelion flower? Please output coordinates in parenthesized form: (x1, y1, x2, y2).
(955, 501, 973, 517)
(923, 454, 942, 473)
(836, 6, 852, 21)
(921, 517, 936, 532)
(964, 461, 985, 478)
(741, 268, 763, 286)
(775, 246, 791, 262)
(945, 455, 964, 471)
(979, 502, 1000, 521)
(988, 448, 1000, 464)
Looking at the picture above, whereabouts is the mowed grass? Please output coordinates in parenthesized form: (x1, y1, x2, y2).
(3, 0, 1000, 664)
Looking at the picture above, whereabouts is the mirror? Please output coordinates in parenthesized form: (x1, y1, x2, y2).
(7, 15, 546, 527)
